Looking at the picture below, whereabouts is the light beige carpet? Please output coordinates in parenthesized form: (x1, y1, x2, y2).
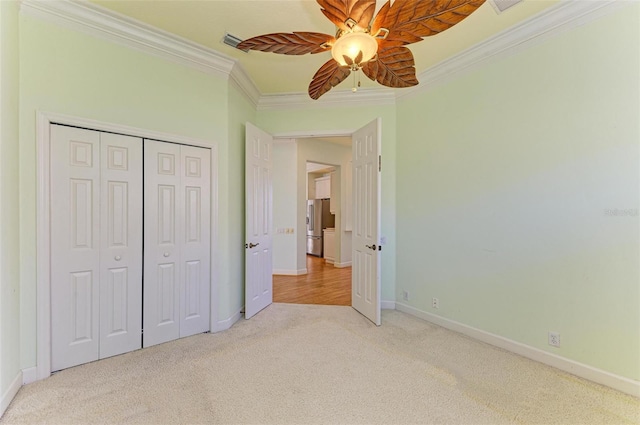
(2, 304, 638, 424)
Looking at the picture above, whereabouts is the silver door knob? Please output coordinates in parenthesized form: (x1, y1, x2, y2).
(163, 252, 170, 257)
(114, 255, 121, 261)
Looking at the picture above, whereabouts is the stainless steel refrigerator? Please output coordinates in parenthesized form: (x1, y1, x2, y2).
(306, 199, 335, 257)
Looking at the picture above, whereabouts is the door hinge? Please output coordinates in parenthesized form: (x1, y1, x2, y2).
(378, 155, 381, 172)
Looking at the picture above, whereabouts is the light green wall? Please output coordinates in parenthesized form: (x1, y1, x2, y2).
(226, 83, 256, 317)
(18, 14, 232, 368)
(272, 141, 299, 273)
(0, 0, 21, 399)
(396, 4, 639, 380)
(257, 105, 397, 301)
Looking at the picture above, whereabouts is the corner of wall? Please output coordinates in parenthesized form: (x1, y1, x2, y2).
(0, 370, 21, 418)
(211, 306, 244, 333)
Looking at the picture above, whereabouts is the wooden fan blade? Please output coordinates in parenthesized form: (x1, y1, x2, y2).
(372, 0, 485, 46)
(350, 0, 376, 29)
(318, 0, 350, 30)
(370, 0, 391, 36)
(308, 59, 351, 100)
(317, 0, 376, 30)
(361, 46, 418, 88)
(237, 32, 334, 55)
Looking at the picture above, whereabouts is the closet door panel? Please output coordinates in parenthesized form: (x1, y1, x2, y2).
(143, 140, 182, 347)
(99, 133, 143, 359)
(51, 125, 101, 371)
(180, 146, 211, 337)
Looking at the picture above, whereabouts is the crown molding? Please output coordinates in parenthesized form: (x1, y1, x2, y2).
(257, 88, 396, 111)
(18, 0, 631, 110)
(19, 0, 261, 106)
(229, 64, 261, 108)
(397, 0, 631, 101)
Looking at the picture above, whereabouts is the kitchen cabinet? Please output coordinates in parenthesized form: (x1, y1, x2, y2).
(323, 228, 335, 263)
(315, 175, 330, 199)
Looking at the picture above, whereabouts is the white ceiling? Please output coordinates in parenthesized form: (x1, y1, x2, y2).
(89, 0, 559, 96)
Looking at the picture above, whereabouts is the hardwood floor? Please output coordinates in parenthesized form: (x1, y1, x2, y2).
(273, 255, 351, 306)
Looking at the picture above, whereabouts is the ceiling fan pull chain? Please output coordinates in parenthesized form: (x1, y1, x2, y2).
(352, 70, 363, 93)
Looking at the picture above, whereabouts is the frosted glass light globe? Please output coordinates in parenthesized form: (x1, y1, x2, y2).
(331, 32, 378, 67)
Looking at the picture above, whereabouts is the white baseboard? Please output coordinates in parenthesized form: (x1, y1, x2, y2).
(395, 302, 640, 397)
(1, 371, 22, 418)
(273, 268, 307, 276)
(381, 300, 396, 310)
(334, 261, 352, 268)
(211, 306, 243, 333)
(21, 367, 37, 385)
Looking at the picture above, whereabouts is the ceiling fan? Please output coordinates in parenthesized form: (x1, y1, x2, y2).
(237, 0, 486, 100)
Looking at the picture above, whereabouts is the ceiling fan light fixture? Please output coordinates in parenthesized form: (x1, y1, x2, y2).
(331, 31, 378, 69)
(236, 0, 487, 100)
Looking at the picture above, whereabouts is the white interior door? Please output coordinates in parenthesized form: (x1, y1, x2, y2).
(143, 140, 182, 346)
(51, 125, 144, 371)
(51, 125, 102, 371)
(245, 122, 273, 319)
(179, 145, 211, 337)
(99, 132, 143, 359)
(143, 140, 211, 347)
(352, 118, 382, 326)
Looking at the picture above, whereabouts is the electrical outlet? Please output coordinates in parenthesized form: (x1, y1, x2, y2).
(432, 298, 439, 309)
(402, 290, 409, 301)
(548, 331, 560, 347)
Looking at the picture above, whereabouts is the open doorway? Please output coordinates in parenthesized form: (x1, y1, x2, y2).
(246, 118, 381, 324)
(272, 137, 353, 306)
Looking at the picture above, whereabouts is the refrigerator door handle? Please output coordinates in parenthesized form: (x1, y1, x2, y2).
(309, 205, 314, 231)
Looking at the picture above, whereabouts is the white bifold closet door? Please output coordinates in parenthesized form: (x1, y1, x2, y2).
(143, 140, 211, 347)
(51, 125, 143, 372)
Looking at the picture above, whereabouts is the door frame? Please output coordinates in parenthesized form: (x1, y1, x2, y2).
(35, 111, 219, 381)
(272, 126, 382, 306)
(303, 161, 341, 266)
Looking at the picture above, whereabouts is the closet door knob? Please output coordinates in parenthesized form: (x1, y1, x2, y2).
(163, 252, 170, 257)
(114, 255, 121, 261)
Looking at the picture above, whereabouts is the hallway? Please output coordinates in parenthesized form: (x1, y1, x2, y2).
(273, 256, 351, 306)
